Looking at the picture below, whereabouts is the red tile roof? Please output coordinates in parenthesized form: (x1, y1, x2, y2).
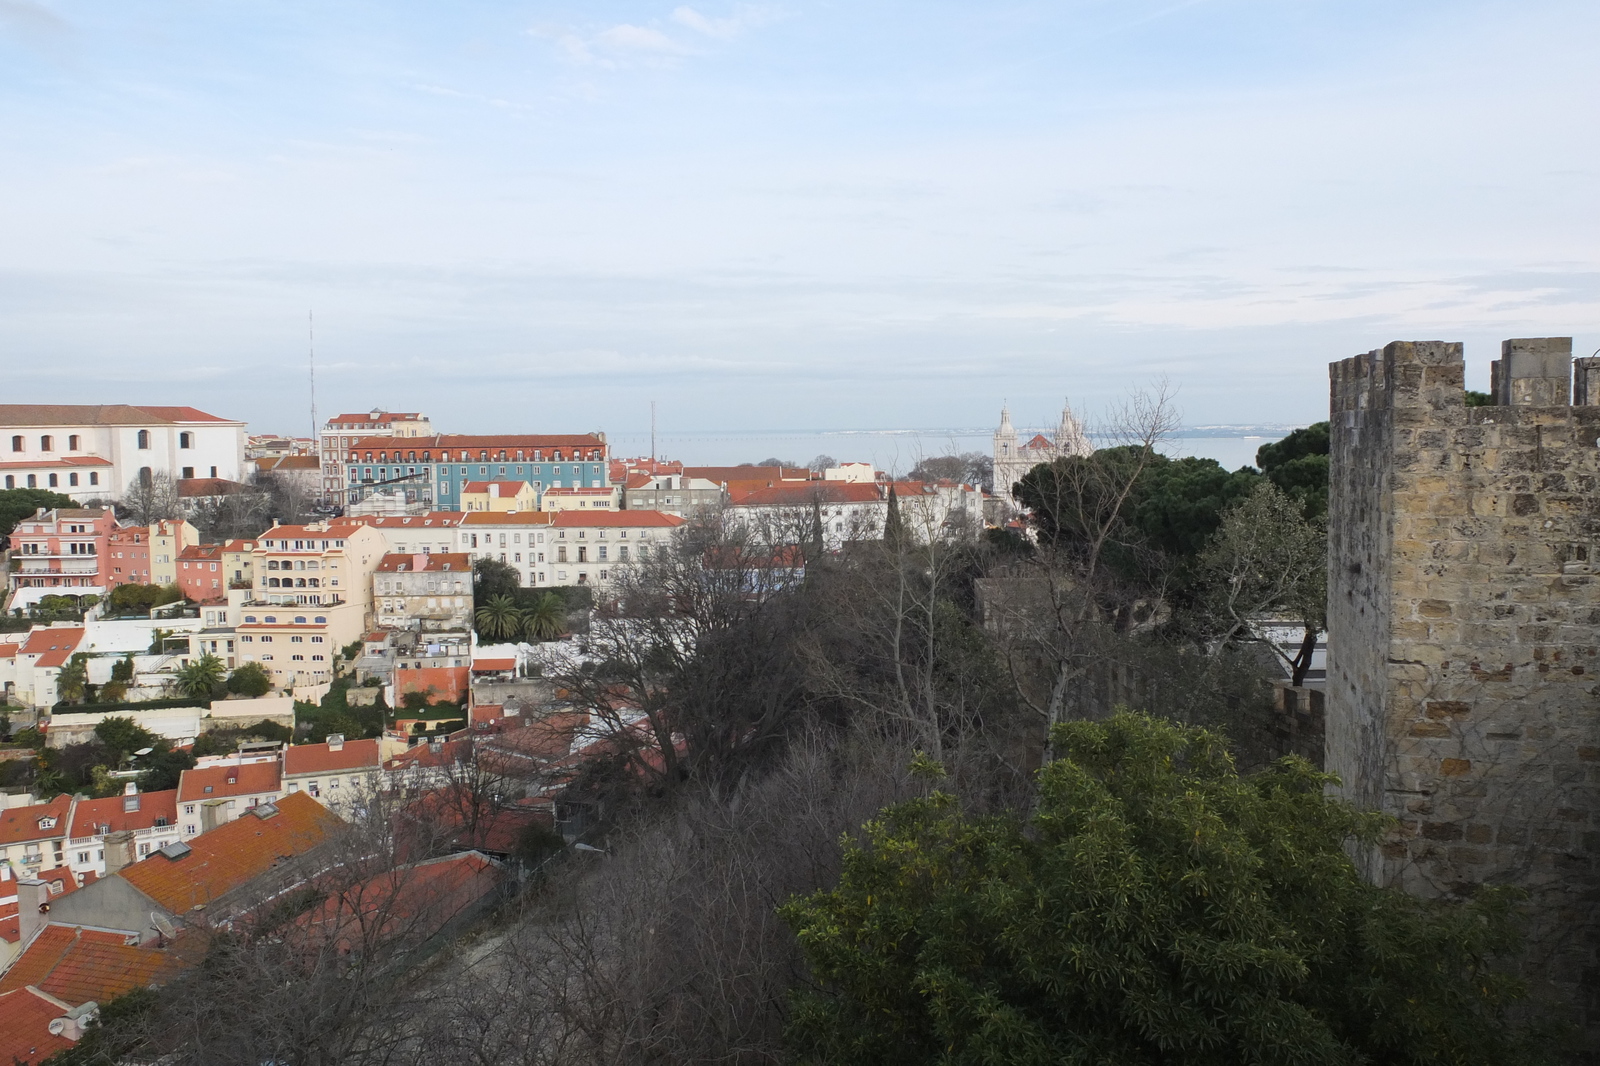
(256, 455, 320, 471)
(0, 404, 237, 426)
(333, 512, 464, 529)
(120, 792, 339, 914)
(0, 796, 72, 847)
(326, 411, 426, 425)
(0, 924, 177, 1003)
(551, 510, 684, 528)
(177, 544, 223, 561)
(20, 628, 84, 669)
(67, 790, 179, 838)
(176, 761, 283, 803)
(0, 986, 73, 1065)
(344, 433, 606, 456)
(283, 739, 382, 776)
(461, 480, 531, 494)
(471, 658, 516, 672)
(303, 852, 505, 951)
(375, 552, 472, 573)
(732, 482, 882, 506)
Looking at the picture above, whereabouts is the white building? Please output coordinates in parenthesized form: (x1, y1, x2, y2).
(0, 404, 246, 503)
(992, 402, 1092, 511)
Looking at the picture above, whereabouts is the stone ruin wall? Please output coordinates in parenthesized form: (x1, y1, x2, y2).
(1327, 338, 1600, 1051)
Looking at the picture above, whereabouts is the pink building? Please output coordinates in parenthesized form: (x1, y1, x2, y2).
(6, 508, 114, 590)
(176, 543, 227, 604)
(106, 525, 151, 587)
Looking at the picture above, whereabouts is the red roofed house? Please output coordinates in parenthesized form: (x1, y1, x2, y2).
(0, 794, 74, 897)
(64, 784, 182, 877)
(726, 480, 887, 551)
(319, 409, 434, 506)
(536, 510, 685, 589)
(621, 472, 724, 516)
(5, 508, 114, 592)
(106, 524, 151, 587)
(175, 761, 285, 838)
(282, 735, 397, 814)
(8, 625, 85, 709)
(459, 480, 538, 512)
(175, 542, 227, 604)
(373, 552, 474, 633)
(0, 985, 81, 1064)
(0, 404, 246, 506)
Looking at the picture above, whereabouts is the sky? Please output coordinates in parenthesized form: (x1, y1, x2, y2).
(2, 0, 1597, 446)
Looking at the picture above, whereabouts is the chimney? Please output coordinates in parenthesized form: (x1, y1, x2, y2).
(200, 799, 227, 833)
(489, 483, 500, 498)
(122, 781, 140, 813)
(413, 553, 427, 573)
(103, 829, 137, 875)
(327, 732, 345, 752)
(17, 879, 49, 943)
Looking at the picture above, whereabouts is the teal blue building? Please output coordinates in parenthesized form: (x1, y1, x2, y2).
(340, 433, 609, 511)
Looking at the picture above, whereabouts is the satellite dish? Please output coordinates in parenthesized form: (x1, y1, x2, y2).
(48, 1019, 66, 1036)
(134, 747, 154, 756)
(151, 912, 177, 940)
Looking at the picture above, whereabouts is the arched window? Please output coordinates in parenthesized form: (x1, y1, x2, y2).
(139, 466, 153, 487)
(137, 430, 150, 449)
(179, 432, 193, 449)
(89, 473, 98, 485)
(3, 476, 12, 489)
(9, 436, 21, 452)
(26, 474, 37, 488)
(69, 473, 79, 486)
(68, 434, 79, 450)
(47, 473, 58, 487)
(40, 435, 52, 451)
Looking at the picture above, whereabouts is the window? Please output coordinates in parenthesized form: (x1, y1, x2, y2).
(137, 430, 150, 449)
(9, 435, 20, 451)
(89, 472, 98, 485)
(26, 474, 36, 488)
(47, 473, 57, 487)
(184, 804, 196, 815)
(3, 476, 10, 489)
(180, 432, 193, 448)
(181, 466, 195, 479)
(68, 434, 79, 450)
(69, 473, 78, 486)
(40, 435, 52, 451)
(76, 851, 89, 864)
(598, 546, 607, 561)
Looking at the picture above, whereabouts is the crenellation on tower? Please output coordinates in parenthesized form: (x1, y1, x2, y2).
(1327, 335, 1600, 1053)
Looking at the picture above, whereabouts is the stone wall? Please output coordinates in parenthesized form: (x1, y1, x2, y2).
(1327, 338, 1600, 1052)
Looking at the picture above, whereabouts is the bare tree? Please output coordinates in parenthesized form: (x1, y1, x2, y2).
(120, 471, 181, 526)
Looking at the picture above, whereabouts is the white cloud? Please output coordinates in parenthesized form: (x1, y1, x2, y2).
(671, 5, 776, 41)
(594, 23, 685, 54)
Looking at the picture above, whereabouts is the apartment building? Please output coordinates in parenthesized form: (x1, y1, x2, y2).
(540, 485, 622, 511)
(0, 795, 72, 882)
(457, 511, 554, 587)
(106, 525, 151, 587)
(535, 511, 684, 588)
(175, 544, 227, 604)
(175, 762, 286, 837)
(0, 404, 245, 502)
(334, 512, 464, 555)
(373, 552, 474, 633)
(621, 472, 724, 516)
(341, 434, 609, 512)
(234, 522, 386, 690)
(148, 519, 198, 587)
(318, 409, 433, 505)
(62, 785, 182, 877)
(6, 508, 114, 591)
(459, 480, 538, 512)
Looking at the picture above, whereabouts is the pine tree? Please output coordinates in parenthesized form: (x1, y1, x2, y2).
(883, 486, 904, 549)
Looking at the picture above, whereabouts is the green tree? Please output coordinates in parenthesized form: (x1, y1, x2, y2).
(56, 653, 90, 703)
(174, 653, 225, 699)
(475, 593, 523, 641)
(136, 745, 195, 792)
(94, 716, 158, 761)
(473, 556, 521, 602)
(226, 661, 273, 697)
(0, 487, 77, 545)
(782, 713, 1551, 1066)
(111, 654, 136, 682)
(883, 485, 905, 549)
(1255, 421, 1330, 521)
(520, 592, 566, 641)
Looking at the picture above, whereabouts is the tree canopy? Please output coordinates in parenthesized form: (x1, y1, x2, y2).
(0, 487, 79, 543)
(782, 713, 1551, 1066)
(1255, 421, 1330, 521)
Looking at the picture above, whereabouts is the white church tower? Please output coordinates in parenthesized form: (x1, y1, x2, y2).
(993, 399, 1092, 511)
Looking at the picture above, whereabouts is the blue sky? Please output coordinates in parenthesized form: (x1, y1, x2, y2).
(2, 0, 1597, 443)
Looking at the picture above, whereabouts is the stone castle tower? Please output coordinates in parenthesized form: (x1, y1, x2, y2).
(1328, 337, 1599, 1048)
(993, 401, 1092, 508)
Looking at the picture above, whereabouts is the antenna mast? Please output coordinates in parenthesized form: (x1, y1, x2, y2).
(650, 400, 657, 463)
(308, 311, 318, 447)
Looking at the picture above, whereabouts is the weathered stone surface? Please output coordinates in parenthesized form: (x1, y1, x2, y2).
(1328, 338, 1600, 1055)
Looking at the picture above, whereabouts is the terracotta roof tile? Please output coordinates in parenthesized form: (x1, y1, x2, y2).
(20, 628, 84, 669)
(120, 792, 339, 914)
(66, 790, 179, 838)
(0, 796, 72, 847)
(551, 510, 684, 528)
(0, 986, 74, 1065)
(375, 552, 472, 573)
(0, 404, 236, 427)
(176, 762, 282, 803)
(0, 924, 178, 1005)
(283, 739, 382, 776)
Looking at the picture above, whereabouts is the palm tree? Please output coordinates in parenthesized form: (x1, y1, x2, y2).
(475, 594, 522, 641)
(520, 592, 566, 642)
(174, 652, 225, 699)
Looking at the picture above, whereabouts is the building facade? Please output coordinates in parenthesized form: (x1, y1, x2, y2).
(373, 552, 474, 633)
(991, 402, 1092, 509)
(318, 409, 433, 505)
(621, 473, 724, 516)
(0, 404, 245, 503)
(341, 434, 610, 512)
(6, 508, 114, 591)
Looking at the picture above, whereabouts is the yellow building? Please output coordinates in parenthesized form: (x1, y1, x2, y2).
(149, 518, 198, 586)
(233, 521, 386, 690)
(221, 538, 257, 589)
(538, 485, 622, 512)
(459, 480, 539, 513)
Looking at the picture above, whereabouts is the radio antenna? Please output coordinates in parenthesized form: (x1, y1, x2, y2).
(650, 400, 657, 462)
(308, 311, 318, 446)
